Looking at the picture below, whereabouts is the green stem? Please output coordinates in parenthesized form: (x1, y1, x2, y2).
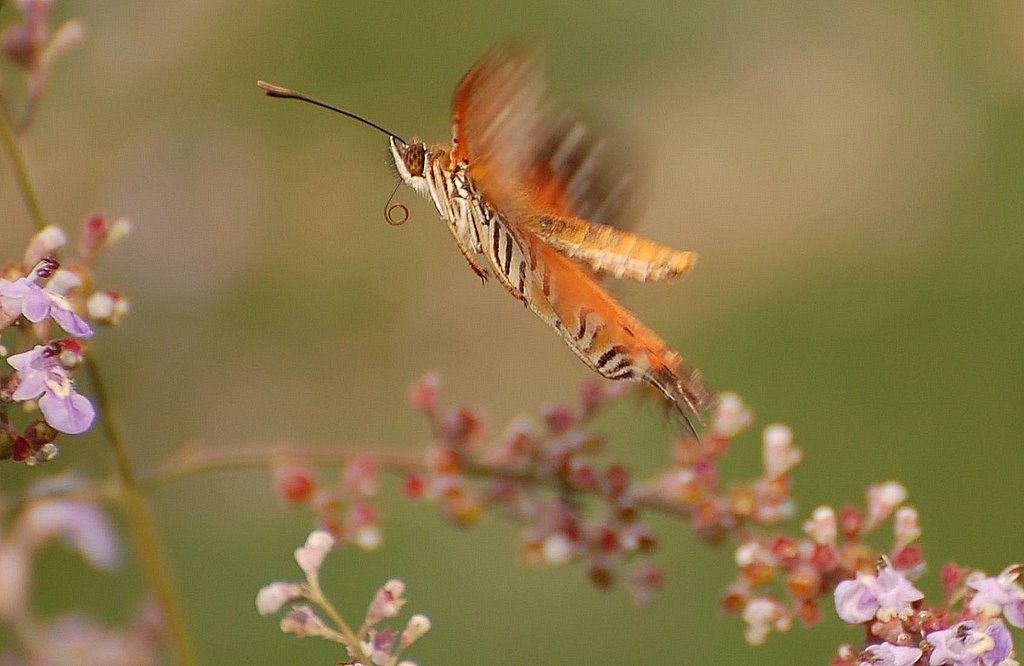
(84, 354, 198, 666)
(0, 103, 45, 231)
(307, 580, 368, 662)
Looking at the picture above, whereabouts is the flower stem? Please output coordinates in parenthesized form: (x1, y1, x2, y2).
(0, 104, 45, 231)
(306, 581, 368, 663)
(84, 354, 199, 666)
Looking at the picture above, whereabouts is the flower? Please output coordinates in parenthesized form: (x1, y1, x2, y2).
(859, 642, 924, 666)
(279, 604, 339, 640)
(256, 581, 304, 616)
(0, 257, 93, 338)
(967, 565, 1024, 628)
(834, 563, 924, 624)
(7, 341, 95, 434)
(926, 619, 1013, 666)
(293, 530, 334, 582)
(741, 597, 792, 645)
(365, 579, 407, 625)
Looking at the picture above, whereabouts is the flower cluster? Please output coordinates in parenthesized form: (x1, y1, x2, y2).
(1, 217, 131, 461)
(722, 478, 920, 644)
(258, 530, 431, 665)
(273, 457, 384, 552)
(832, 561, 1022, 666)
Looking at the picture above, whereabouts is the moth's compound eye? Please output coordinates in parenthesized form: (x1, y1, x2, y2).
(403, 143, 425, 178)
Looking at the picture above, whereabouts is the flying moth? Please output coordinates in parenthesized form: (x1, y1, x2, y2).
(259, 45, 713, 435)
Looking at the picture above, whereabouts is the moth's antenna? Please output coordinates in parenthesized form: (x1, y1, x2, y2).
(257, 80, 407, 145)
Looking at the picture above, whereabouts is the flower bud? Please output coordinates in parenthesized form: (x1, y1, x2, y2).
(86, 290, 130, 325)
(803, 505, 837, 545)
(711, 392, 753, 438)
(762, 423, 801, 478)
(23, 225, 66, 265)
(293, 530, 334, 582)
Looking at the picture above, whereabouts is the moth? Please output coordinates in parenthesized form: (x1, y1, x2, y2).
(259, 45, 712, 435)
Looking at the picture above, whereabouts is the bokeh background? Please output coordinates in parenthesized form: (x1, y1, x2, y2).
(2, 2, 1022, 664)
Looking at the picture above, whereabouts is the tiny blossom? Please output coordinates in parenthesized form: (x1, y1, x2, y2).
(864, 482, 908, 532)
(834, 564, 924, 624)
(711, 391, 753, 438)
(859, 642, 924, 666)
(18, 499, 120, 569)
(967, 565, 1024, 627)
(541, 532, 574, 566)
(7, 341, 95, 434)
(406, 370, 441, 413)
(256, 581, 305, 615)
(85, 290, 130, 326)
(0, 258, 93, 338)
(366, 579, 406, 625)
(804, 505, 838, 545)
(353, 524, 383, 552)
(399, 614, 431, 650)
(47, 268, 81, 295)
(23, 225, 66, 265)
(893, 506, 922, 550)
(273, 463, 316, 504)
(742, 597, 791, 645)
(279, 604, 338, 641)
(361, 627, 397, 665)
(762, 423, 801, 477)
(294, 530, 334, 582)
(926, 620, 1013, 666)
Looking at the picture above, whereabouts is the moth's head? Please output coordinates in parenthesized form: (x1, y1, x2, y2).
(390, 137, 429, 194)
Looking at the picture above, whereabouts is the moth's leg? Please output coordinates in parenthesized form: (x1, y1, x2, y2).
(445, 198, 490, 283)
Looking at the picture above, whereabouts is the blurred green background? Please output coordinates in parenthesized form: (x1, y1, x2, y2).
(1, 2, 1022, 664)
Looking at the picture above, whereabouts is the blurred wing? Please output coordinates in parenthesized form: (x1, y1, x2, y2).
(512, 221, 712, 429)
(451, 44, 638, 228)
(520, 214, 697, 282)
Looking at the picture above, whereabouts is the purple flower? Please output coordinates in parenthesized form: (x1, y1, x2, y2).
(0, 257, 93, 338)
(835, 564, 924, 623)
(859, 643, 924, 666)
(7, 341, 95, 434)
(967, 565, 1024, 628)
(926, 620, 1013, 666)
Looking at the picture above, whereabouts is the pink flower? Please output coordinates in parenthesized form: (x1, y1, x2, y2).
(926, 620, 1013, 666)
(7, 340, 95, 434)
(365, 579, 407, 625)
(967, 565, 1024, 628)
(859, 642, 924, 666)
(0, 257, 93, 338)
(834, 564, 924, 624)
(293, 530, 334, 582)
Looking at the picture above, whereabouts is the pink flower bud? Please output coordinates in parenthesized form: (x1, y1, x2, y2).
(293, 530, 334, 582)
(86, 290, 130, 325)
(803, 506, 838, 545)
(256, 581, 304, 615)
(366, 579, 407, 625)
(761, 423, 801, 478)
(280, 604, 335, 639)
(406, 370, 440, 413)
(892, 506, 921, 550)
(23, 225, 66, 265)
(864, 481, 908, 532)
(711, 392, 753, 438)
(399, 614, 431, 650)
